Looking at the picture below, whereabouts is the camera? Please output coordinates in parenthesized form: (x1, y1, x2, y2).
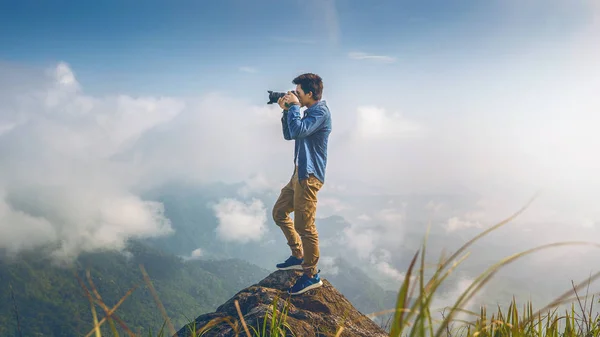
(267, 90, 298, 107)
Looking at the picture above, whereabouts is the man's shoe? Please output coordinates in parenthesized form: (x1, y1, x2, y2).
(289, 272, 323, 296)
(276, 256, 303, 271)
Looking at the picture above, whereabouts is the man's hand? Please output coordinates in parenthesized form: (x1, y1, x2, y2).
(284, 91, 300, 106)
(278, 91, 300, 110)
(277, 96, 287, 110)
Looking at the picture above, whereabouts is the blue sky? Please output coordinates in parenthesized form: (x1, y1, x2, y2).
(1, 0, 592, 100)
(0, 0, 599, 266)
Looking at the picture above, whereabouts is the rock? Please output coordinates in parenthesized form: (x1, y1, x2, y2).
(174, 270, 390, 337)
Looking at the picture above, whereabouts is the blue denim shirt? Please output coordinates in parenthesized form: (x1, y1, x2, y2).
(281, 100, 332, 184)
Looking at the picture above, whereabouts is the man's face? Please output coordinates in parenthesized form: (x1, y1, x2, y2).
(295, 84, 312, 107)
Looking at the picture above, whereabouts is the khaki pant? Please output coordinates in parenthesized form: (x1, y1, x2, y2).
(272, 166, 323, 276)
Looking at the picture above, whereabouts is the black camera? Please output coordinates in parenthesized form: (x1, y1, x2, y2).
(267, 90, 298, 107)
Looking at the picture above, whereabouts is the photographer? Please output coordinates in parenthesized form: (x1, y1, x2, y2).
(272, 73, 332, 296)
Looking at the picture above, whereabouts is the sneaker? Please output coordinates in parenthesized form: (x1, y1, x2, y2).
(276, 255, 303, 271)
(289, 271, 323, 296)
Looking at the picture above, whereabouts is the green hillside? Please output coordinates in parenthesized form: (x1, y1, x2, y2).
(0, 241, 269, 337)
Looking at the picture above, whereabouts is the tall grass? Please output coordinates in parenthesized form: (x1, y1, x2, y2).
(339, 193, 600, 337)
(75, 193, 600, 336)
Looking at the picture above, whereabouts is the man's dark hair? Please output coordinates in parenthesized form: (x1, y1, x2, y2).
(292, 73, 323, 101)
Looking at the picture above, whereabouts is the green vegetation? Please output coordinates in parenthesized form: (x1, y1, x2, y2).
(0, 241, 268, 337)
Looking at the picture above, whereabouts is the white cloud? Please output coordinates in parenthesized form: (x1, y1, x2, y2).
(0, 122, 16, 135)
(191, 248, 203, 258)
(375, 260, 405, 281)
(236, 173, 281, 198)
(357, 214, 371, 222)
(317, 197, 350, 217)
(370, 249, 406, 282)
(0, 62, 176, 262)
(212, 198, 267, 243)
(431, 277, 480, 319)
(182, 248, 204, 261)
(445, 205, 487, 232)
(377, 206, 406, 224)
(342, 226, 377, 259)
(121, 91, 290, 186)
(446, 217, 483, 232)
(341, 204, 408, 260)
(348, 52, 397, 63)
(320, 256, 339, 275)
(0, 60, 306, 262)
(354, 106, 422, 140)
(239, 66, 258, 73)
(425, 201, 446, 214)
(53, 62, 79, 87)
(375, 205, 408, 240)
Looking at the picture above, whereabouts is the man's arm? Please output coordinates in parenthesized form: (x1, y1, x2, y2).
(281, 110, 292, 140)
(286, 104, 326, 139)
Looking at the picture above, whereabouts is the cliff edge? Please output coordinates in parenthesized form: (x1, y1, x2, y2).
(174, 269, 389, 337)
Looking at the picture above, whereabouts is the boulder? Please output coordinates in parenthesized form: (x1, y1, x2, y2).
(174, 269, 390, 337)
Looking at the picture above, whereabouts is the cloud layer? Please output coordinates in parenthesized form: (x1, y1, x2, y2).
(0, 62, 180, 262)
(1, 0, 599, 268)
(0, 60, 309, 262)
(348, 52, 397, 63)
(212, 198, 268, 243)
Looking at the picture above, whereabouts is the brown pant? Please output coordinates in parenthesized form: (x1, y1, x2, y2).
(272, 167, 323, 276)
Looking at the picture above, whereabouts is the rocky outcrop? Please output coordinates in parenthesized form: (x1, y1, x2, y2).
(174, 269, 389, 337)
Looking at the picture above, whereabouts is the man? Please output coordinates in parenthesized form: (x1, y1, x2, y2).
(272, 73, 332, 296)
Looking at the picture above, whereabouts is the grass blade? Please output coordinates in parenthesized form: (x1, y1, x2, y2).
(234, 299, 252, 337)
(389, 249, 420, 337)
(434, 241, 600, 337)
(139, 264, 176, 337)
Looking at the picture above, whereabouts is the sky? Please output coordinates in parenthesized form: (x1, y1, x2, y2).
(1, 0, 600, 267)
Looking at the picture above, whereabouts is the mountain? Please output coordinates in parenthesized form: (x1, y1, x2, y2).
(174, 269, 389, 337)
(0, 241, 269, 337)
